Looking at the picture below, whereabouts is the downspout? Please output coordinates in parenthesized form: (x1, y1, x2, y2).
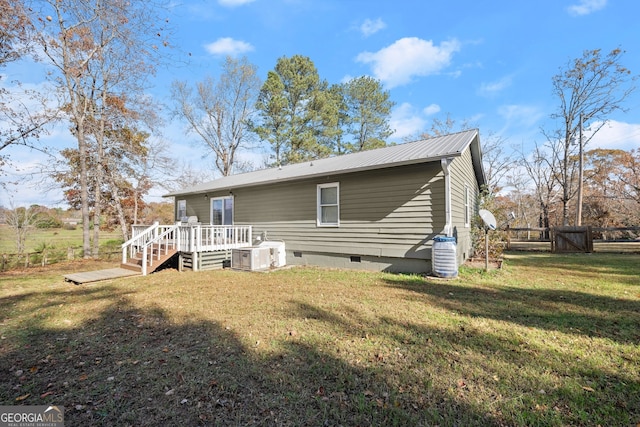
(441, 158, 453, 237)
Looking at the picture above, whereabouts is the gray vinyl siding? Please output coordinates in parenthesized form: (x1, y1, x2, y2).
(227, 162, 445, 263)
(175, 194, 210, 223)
(173, 149, 482, 272)
(449, 146, 480, 263)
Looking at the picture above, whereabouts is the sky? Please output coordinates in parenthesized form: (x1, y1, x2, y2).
(2, 0, 640, 207)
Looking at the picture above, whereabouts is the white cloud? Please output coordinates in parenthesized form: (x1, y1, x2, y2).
(498, 104, 544, 128)
(204, 37, 254, 56)
(423, 104, 441, 116)
(478, 75, 513, 97)
(218, 0, 256, 7)
(356, 37, 461, 88)
(360, 18, 386, 37)
(587, 120, 640, 151)
(390, 103, 427, 140)
(567, 0, 607, 16)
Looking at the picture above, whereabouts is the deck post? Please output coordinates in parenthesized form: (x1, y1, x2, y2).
(192, 251, 198, 272)
(142, 246, 148, 276)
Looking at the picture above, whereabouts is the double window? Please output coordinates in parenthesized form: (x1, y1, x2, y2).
(317, 183, 339, 227)
(211, 196, 234, 225)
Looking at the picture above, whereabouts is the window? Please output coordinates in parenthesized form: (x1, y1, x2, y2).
(211, 196, 234, 225)
(317, 183, 339, 227)
(177, 200, 186, 221)
(464, 185, 471, 227)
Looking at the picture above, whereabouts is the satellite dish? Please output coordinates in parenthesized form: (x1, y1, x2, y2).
(479, 209, 497, 230)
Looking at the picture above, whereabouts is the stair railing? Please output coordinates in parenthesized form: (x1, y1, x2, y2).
(122, 222, 159, 266)
(140, 222, 181, 275)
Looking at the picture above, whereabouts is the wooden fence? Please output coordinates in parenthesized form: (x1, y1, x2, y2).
(505, 226, 640, 253)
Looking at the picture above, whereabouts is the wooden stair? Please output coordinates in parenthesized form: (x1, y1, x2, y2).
(121, 244, 178, 274)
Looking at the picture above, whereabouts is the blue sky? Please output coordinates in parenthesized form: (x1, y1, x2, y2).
(2, 0, 640, 206)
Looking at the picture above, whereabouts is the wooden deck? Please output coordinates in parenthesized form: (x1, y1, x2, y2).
(64, 268, 140, 285)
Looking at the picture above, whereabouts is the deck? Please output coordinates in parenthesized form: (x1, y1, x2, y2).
(122, 223, 253, 275)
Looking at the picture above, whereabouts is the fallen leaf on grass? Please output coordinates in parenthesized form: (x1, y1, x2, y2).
(40, 391, 54, 398)
(79, 374, 88, 381)
(582, 386, 595, 392)
(15, 393, 30, 401)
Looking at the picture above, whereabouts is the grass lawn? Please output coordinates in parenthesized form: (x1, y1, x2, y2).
(0, 225, 123, 254)
(0, 253, 638, 426)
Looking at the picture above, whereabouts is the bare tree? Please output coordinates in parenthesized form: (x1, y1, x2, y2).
(171, 56, 261, 176)
(545, 48, 637, 225)
(0, 0, 59, 175)
(519, 142, 561, 238)
(5, 204, 43, 255)
(423, 114, 514, 195)
(35, 0, 170, 257)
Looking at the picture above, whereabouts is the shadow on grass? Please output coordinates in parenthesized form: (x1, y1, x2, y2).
(287, 299, 640, 426)
(383, 275, 640, 346)
(1, 288, 504, 426)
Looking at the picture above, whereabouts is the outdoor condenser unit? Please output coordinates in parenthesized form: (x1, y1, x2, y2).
(231, 247, 271, 271)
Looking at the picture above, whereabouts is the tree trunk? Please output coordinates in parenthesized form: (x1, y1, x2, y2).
(107, 170, 130, 241)
(77, 128, 92, 259)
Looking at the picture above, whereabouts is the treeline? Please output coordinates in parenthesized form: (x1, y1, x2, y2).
(171, 54, 395, 174)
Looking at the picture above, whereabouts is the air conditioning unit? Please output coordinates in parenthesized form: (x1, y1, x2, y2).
(231, 247, 271, 271)
(257, 241, 286, 268)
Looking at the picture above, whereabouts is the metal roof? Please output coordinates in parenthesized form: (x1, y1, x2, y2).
(166, 129, 484, 197)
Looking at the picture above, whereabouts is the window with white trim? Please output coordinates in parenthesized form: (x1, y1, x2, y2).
(317, 183, 339, 227)
(211, 196, 234, 225)
(177, 199, 187, 221)
(464, 185, 471, 227)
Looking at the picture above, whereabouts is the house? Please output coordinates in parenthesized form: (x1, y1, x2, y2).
(131, 129, 485, 275)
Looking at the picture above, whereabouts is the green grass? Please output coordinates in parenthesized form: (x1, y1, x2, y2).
(0, 225, 122, 254)
(0, 252, 638, 426)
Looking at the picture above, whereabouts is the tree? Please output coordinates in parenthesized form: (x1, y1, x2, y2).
(619, 148, 640, 206)
(5, 204, 43, 255)
(0, 0, 58, 174)
(544, 48, 637, 225)
(171, 56, 261, 176)
(338, 76, 394, 154)
(424, 114, 513, 196)
(518, 142, 561, 238)
(35, 0, 170, 256)
(253, 55, 335, 165)
(582, 148, 640, 228)
(0, 0, 31, 67)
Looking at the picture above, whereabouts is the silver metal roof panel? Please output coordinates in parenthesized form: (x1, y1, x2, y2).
(166, 129, 482, 196)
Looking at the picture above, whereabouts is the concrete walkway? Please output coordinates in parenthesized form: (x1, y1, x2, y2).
(64, 268, 140, 285)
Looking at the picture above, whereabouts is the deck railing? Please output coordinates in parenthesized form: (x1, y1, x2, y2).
(123, 223, 253, 275)
(177, 225, 253, 252)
